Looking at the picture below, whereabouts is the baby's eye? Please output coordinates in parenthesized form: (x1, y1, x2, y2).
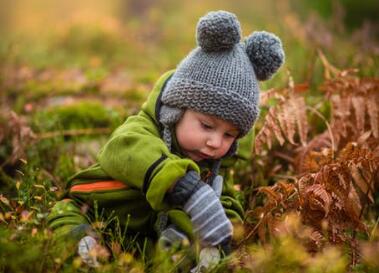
(200, 122, 213, 130)
(224, 133, 236, 139)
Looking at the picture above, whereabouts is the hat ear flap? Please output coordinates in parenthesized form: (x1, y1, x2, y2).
(245, 31, 285, 81)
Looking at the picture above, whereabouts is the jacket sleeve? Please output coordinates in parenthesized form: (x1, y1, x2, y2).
(97, 111, 200, 211)
(47, 199, 92, 239)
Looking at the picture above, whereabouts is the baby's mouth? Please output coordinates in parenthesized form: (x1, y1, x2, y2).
(184, 149, 213, 161)
(194, 151, 213, 160)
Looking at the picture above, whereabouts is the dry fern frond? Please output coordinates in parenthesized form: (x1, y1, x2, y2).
(367, 91, 379, 138)
(0, 111, 37, 167)
(255, 82, 309, 154)
(247, 141, 377, 254)
(244, 180, 299, 244)
(306, 229, 326, 252)
(339, 142, 379, 204)
(302, 183, 332, 218)
(320, 69, 379, 149)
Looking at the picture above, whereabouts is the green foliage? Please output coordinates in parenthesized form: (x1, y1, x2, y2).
(32, 101, 123, 132)
(297, 0, 379, 30)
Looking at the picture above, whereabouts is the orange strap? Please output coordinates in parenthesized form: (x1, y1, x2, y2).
(70, 181, 127, 193)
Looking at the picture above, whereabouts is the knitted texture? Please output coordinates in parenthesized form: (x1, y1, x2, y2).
(169, 170, 203, 206)
(196, 10, 241, 52)
(78, 236, 100, 268)
(158, 225, 189, 250)
(211, 175, 223, 198)
(162, 10, 285, 136)
(184, 184, 233, 246)
(159, 104, 184, 150)
(245, 31, 285, 81)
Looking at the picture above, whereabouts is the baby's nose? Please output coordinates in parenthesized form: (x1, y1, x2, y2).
(206, 133, 223, 148)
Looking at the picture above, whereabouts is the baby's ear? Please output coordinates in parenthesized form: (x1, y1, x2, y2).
(245, 31, 285, 81)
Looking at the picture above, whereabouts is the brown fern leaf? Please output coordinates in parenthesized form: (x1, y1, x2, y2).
(0, 111, 37, 166)
(306, 229, 326, 252)
(348, 184, 363, 218)
(320, 71, 379, 148)
(367, 91, 379, 138)
(294, 132, 333, 173)
(255, 99, 299, 153)
(279, 101, 297, 145)
(245, 181, 300, 243)
(298, 173, 315, 197)
(255, 119, 274, 154)
(258, 186, 282, 207)
(331, 94, 352, 139)
(276, 180, 296, 196)
(350, 237, 361, 267)
(338, 142, 379, 204)
(351, 96, 366, 135)
(297, 157, 367, 236)
(267, 107, 286, 146)
(322, 164, 366, 231)
(303, 184, 332, 217)
(255, 84, 309, 154)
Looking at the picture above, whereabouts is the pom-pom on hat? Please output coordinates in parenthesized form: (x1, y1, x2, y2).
(161, 10, 285, 137)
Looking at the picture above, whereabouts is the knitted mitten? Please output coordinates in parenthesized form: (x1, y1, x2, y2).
(169, 171, 233, 247)
(78, 236, 100, 267)
(190, 247, 220, 273)
(158, 225, 189, 250)
(211, 175, 223, 198)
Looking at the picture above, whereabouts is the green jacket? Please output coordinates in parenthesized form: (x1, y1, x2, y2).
(47, 70, 245, 241)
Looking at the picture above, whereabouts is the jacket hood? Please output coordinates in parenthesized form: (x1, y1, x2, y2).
(141, 70, 175, 126)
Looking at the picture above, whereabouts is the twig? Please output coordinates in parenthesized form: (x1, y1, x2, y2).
(306, 105, 336, 159)
(317, 49, 340, 79)
(272, 151, 295, 164)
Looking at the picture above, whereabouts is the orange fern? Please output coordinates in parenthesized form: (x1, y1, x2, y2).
(255, 80, 309, 154)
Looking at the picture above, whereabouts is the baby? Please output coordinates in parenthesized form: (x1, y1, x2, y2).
(48, 10, 284, 268)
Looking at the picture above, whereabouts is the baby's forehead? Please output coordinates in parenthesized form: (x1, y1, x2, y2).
(188, 109, 239, 132)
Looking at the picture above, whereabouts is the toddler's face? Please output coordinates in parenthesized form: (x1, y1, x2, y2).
(175, 110, 239, 162)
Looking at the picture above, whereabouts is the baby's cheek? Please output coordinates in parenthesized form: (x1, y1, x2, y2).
(223, 140, 235, 155)
(219, 145, 230, 157)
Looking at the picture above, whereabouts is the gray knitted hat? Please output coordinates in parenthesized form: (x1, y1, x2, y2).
(160, 10, 285, 138)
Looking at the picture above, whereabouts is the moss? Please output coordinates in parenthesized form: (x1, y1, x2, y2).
(32, 101, 124, 132)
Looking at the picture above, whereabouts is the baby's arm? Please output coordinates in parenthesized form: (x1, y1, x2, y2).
(97, 112, 199, 210)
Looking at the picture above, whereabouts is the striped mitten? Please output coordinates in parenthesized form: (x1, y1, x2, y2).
(158, 225, 189, 250)
(78, 236, 100, 267)
(169, 171, 233, 247)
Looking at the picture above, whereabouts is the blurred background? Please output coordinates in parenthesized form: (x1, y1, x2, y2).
(0, 0, 378, 180)
(0, 0, 379, 182)
(1, 0, 378, 89)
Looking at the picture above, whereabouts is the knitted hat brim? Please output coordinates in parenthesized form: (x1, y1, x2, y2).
(162, 77, 259, 136)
